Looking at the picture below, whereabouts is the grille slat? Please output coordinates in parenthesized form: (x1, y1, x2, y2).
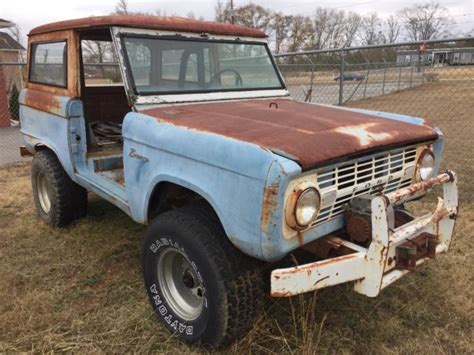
(313, 145, 418, 226)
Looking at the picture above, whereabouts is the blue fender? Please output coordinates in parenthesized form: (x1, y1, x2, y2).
(122, 112, 282, 259)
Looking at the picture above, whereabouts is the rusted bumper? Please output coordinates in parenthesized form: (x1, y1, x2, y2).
(271, 171, 458, 298)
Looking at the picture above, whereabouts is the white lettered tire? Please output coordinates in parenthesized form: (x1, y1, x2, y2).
(142, 205, 265, 348)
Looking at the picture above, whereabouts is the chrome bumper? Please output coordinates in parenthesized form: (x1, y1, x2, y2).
(271, 171, 458, 298)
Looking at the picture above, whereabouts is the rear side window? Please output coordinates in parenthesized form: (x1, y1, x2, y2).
(29, 41, 67, 87)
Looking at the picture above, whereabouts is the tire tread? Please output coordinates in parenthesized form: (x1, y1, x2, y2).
(144, 203, 265, 347)
(32, 149, 87, 227)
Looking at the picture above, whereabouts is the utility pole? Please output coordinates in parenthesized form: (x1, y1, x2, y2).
(230, 0, 235, 24)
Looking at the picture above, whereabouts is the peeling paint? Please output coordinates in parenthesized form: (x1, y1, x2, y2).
(386, 172, 452, 204)
(142, 98, 439, 170)
(261, 182, 279, 234)
(334, 123, 391, 146)
(23, 90, 62, 116)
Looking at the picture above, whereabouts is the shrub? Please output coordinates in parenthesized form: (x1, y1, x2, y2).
(8, 84, 20, 121)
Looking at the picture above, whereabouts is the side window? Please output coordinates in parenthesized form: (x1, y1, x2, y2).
(29, 41, 67, 87)
(81, 40, 123, 86)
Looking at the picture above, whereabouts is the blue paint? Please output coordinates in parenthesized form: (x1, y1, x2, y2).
(20, 86, 445, 262)
(122, 112, 278, 258)
(19, 90, 76, 177)
(346, 107, 427, 126)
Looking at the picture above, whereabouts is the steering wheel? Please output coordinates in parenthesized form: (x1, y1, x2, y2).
(209, 69, 243, 87)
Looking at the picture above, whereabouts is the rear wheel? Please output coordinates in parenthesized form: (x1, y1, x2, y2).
(31, 149, 87, 227)
(142, 205, 266, 348)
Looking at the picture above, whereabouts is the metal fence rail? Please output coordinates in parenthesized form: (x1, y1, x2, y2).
(1, 37, 473, 166)
(274, 37, 474, 106)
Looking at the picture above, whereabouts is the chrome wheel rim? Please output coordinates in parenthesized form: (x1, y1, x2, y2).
(157, 248, 204, 321)
(36, 172, 51, 213)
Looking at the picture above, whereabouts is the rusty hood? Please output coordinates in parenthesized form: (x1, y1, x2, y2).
(142, 98, 438, 169)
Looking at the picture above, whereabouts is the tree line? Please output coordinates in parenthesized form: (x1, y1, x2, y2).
(215, 1, 456, 53)
(0, 0, 468, 57)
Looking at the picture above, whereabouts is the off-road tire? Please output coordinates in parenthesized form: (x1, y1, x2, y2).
(142, 205, 266, 348)
(31, 149, 87, 227)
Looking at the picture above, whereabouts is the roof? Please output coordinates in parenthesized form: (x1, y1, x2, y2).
(0, 31, 24, 50)
(0, 19, 14, 29)
(29, 15, 267, 38)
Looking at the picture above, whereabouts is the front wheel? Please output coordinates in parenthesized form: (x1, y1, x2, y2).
(142, 205, 265, 348)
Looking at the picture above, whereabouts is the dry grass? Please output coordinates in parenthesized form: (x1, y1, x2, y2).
(1, 81, 473, 353)
(283, 65, 474, 86)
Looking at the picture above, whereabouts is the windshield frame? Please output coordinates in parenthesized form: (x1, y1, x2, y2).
(119, 33, 287, 98)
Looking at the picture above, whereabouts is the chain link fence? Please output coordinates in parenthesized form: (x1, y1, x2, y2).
(0, 62, 25, 166)
(275, 37, 473, 115)
(274, 37, 474, 203)
(1, 37, 473, 167)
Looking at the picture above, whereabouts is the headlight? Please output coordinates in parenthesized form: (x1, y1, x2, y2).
(417, 149, 435, 181)
(293, 188, 320, 227)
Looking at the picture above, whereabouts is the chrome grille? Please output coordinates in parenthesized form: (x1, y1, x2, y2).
(313, 145, 418, 226)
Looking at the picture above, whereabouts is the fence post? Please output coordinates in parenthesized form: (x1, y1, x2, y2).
(382, 64, 387, 96)
(421, 63, 425, 84)
(397, 66, 402, 91)
(363, 63, 369, 98)
(338, 50, 345, 106)
(0, 65, 11, 128)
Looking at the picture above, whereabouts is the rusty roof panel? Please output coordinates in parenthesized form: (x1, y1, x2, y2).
(29, 15, 267, 38)
(143, 99, 438, 170)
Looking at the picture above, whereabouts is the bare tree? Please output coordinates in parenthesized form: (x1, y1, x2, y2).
(399, 1, 452, 40)
(4, 23, 25, 61)
(215, 0, 232, 23)
(6, 24, 22, 45)
(112, 0, 164, 17)
(286, 16, 312, 53)
(383, 15, 400, 43)
(341, 12, 362, 47)
(82, 40, 115, 79)
(308, 8, 346, 50)
(271, 12, 292, 53)
(233, 4, 273, 33)
(359, 13, 383, 45)
(114, 0, 129, 15)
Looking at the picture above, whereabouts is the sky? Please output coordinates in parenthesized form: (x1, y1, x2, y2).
(1, 0, 473, 45)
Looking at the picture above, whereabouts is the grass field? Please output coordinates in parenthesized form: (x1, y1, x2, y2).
(282, 65, 474, 86)
(1, 81, 473, 353)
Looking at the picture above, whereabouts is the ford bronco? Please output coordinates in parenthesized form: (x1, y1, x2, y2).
(19, 16, 458, 347)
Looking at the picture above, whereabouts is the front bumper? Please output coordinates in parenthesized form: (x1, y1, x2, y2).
(271, 171, 458, 298)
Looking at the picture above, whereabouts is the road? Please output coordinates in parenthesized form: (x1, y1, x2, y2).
(287, 78, 424, 105)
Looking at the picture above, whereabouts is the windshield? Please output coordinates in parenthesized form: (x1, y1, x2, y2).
(122, 36, 284, 95)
